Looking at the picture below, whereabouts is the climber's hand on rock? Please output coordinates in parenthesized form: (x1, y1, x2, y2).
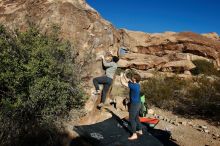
(120, 72, 127, 79)
(108, 51, 113, 56)
(96, 55, 102, 61)
(100, 55, 105, 60)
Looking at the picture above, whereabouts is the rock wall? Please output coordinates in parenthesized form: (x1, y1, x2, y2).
(0, 0, 220, 80)
(0, 0, 123, 91)
(0, 0, 120, 56)
(118, 29, 220, 75)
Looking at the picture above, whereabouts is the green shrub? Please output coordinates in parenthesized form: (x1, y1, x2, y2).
(191, 60, 220, 77)
(0, 25, 86, 145)
(187, 77, 220, 117)
(141, 73, 220, 122)
(141, 75, 187, 109)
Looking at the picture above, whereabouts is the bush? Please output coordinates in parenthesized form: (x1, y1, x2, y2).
(141, 74, 220, 122)
(0, 25, 86, 145)
(141, 75, 187, 109)
(187, 77, 220, 117)
(191, 60, 220, 77)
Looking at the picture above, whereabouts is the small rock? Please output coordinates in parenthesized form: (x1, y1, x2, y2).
(213, 134, 220, 137)
(188, 121, 193, 126)
(167, 119, 171, 123)
(175, 122, 180, 126)
(183, 121, 187, 126)
(170, 121, 175, 125)
(168, 120, 173, 124)
(184, 70, 191, 75)
(197, 128, 203, 132)
(193, 124, 198, 128)
(204, 129, 210, 133)
(179, 121, 187, 126)
(200, 125, 208, 129)
(158, 116, 164, 120)
(148, 109, 154, 114)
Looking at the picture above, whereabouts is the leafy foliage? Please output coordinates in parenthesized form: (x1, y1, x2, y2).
(187, 77, 220, 117)
(141, 75, 187, 109)
(191, 60, 220, 76)
(141, 75, 220, 122)
(0, 25, 86, 145)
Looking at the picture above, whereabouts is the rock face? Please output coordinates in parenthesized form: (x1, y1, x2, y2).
(202, 32, 220, 41)
(0, 0, 122, 91)
(119, 29, 220, 73)
(0, 0, 120, 56)
(0, 0, 220, 78)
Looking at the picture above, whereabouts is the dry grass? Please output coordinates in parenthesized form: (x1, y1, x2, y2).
(141, 74, 220, 123)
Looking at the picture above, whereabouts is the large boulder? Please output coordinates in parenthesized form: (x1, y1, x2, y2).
(162, 60, 196, 71)
(0, 0, 123, 92)
(118, 53, 169, 70)
(202, 32, 220, 41)
(119, 30, 220, 70)
(1, 0, 220, 75)
(0, 0, 120, 56)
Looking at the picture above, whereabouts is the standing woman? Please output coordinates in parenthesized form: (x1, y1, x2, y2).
(120, 71, 143, 140)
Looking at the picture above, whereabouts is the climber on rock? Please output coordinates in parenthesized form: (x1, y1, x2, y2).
(93, 52, 119, 108)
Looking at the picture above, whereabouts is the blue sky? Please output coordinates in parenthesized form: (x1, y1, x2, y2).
(86, 0, 220, 34)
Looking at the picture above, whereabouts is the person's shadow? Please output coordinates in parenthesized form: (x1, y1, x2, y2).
(71, 107, 179, 146)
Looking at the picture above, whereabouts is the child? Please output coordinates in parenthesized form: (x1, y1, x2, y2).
(120, 71, 143, 140)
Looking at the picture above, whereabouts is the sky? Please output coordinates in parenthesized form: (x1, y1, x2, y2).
(86, 0, 220, 34)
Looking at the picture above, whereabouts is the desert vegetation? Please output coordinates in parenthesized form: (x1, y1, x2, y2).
(191, 60, 220, 77)
(141, 65, 220, 123)
(0, 25, 87, 146)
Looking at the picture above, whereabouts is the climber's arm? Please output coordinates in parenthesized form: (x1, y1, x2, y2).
(120, 72, 129, 87)
(102, 57, 115, 67)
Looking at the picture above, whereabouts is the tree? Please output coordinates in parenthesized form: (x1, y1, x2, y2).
(0, 25, 86, 145)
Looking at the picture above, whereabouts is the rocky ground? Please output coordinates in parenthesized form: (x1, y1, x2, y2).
(65, 99, 220, 146)
(151, 107, 220, 146)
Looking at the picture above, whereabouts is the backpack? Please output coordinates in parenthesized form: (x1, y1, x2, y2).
(139, 95, 147, 117)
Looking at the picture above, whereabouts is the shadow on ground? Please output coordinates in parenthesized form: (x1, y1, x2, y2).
(171, 102, 220, 126)
(72, 109, 179, 146)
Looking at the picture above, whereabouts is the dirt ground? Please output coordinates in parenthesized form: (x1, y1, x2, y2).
(109, 81, 220, 146)
(152, 107, 220, 146)
(66, 93, 220, 146)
